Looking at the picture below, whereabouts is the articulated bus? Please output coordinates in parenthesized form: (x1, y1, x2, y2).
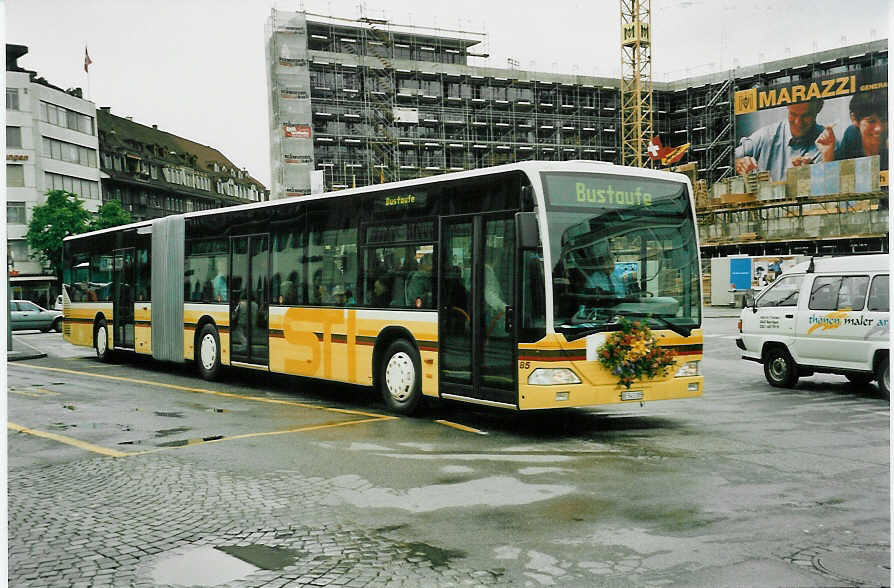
(62, 161, 704, 415)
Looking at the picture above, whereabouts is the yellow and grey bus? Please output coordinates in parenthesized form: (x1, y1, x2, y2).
(62, 161, 703, 414)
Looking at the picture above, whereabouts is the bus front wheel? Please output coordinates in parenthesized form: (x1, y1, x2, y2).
(197, 324, 222, 381)
(379, 339, 423, 415)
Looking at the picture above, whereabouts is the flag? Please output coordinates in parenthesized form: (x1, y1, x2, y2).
(648, 136, 673, 161)
(84, 46, 93, 73)
(661, 143, 691, 166)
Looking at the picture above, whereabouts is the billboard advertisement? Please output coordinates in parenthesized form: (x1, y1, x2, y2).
(734, 66, 887, 182)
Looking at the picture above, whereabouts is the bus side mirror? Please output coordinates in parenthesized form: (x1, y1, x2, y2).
(515, 212, 539, 250)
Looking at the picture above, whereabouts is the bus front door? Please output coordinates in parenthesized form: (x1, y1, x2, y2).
(112, 247, 135, 349)
(439, 214, 517, 407)
(229, 234, 269, 366)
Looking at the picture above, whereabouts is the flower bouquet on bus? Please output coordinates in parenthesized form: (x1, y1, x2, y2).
(597, 318, 676, 389)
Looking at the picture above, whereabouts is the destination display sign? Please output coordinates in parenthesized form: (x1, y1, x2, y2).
(542, 173, 685, 210)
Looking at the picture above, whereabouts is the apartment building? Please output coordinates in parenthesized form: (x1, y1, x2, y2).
(6, 44, 102, 307)
(97, 109, 268, 222)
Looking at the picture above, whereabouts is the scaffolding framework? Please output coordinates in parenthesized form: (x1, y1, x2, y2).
(620, 0, 653, 167)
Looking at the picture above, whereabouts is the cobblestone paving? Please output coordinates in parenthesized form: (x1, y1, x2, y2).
(8, 454, 550, 587)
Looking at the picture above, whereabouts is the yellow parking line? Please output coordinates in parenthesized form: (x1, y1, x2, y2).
(8, 422, 132, 458)
(13, 363, 390, 419)
(434, 419, 487, 435)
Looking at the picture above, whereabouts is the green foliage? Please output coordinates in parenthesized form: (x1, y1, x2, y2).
(25, 190, 91, 280)
(90, 199, 132, 231)
(597, 318, 677, 389)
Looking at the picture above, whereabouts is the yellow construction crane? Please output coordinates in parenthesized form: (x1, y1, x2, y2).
(620, 0, 654, 167)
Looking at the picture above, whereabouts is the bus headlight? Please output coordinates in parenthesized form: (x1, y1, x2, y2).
(675, 361, 700, 377)
(528, 368, 581, 385)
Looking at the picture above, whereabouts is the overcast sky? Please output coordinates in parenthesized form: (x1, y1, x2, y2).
(5, 0, 890, 189)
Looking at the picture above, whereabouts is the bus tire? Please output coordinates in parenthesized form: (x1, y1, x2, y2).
(876, 355, 889, 400)
(379, 339, 423, 415)
(196, 324, 222, 381)
(94, 319, 111, 362)
(763, 346, 798, 388)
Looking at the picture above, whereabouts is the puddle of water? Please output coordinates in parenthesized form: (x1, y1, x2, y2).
(157, 435, 223, 448)
(402, 542, 463, 567)
(332, 475, 573, 513)
(216, 544, 302, 571)
(155, 427, 192, 438)
(49, 423, 76, 430)
(151, 545, 258, 586)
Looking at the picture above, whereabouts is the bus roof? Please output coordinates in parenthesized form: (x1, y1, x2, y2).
(64, 160, 692, 242)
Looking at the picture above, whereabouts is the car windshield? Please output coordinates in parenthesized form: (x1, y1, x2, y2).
(542, 172, 701, 337)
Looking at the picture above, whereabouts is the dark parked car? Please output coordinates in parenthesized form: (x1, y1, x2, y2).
(9, 300, 63, 332)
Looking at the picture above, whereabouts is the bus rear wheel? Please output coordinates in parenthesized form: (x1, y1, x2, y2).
(94, 319, 111, 362)
(197, 324, 222, 381)
(379, 339, 423, 415)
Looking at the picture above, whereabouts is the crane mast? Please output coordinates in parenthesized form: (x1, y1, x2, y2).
(620, 0, 654, 167)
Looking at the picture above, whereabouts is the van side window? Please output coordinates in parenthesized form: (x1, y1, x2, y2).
(808, 277, 841, 311)
(868, 275, 889, 312)
(757, 275, 803, 307)
(838, 276, 869, 310)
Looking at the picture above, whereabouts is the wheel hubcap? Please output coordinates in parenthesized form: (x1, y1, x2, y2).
(385, 352, 414, 403)
(96, 328, 107, 355)
(201, 334, 217, 371)
(769, 356, 787, 380)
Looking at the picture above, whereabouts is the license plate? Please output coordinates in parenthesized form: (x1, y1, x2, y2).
(620, 390, 644, 401)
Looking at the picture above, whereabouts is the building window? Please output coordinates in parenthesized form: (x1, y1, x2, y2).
(8, 240, 29, 262)
(39, 101, 95, 135)
(7, 201, 26, 224)
(45, 172, 99, 199)
(41, 137, 97, 167)
(6, 88, 19, 110)
(7, 164, 25, 187)
(6, 126, 22, 148)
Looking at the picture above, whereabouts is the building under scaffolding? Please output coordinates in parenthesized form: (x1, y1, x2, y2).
(265, 9, 887, 257)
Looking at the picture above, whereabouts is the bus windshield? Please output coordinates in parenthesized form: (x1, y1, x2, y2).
(542, 172, 701, 338)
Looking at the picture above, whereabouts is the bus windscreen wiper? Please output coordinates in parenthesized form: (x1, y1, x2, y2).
(613, 312, 692, 337)
(555, 321, 624, 341)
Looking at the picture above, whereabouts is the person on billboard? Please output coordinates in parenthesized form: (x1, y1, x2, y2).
(817, 89, 888, 170)
(734, 98, 826, 181)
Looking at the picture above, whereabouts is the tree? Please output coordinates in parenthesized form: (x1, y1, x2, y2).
(90, 199, 132, 231)
(25, 190, 91, 281)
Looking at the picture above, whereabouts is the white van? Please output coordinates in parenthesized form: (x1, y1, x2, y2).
(737, 254, 889, 398)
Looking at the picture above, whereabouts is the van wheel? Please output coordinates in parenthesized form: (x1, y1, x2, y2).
(763, 347, 798, 388)
(876, 357, 889, 400)
(94, 319, 111, 362)
(196, 324, 222, 381)
(379, 339, 422, 415)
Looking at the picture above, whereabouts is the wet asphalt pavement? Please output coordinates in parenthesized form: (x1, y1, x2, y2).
(6, 314, 890, 587)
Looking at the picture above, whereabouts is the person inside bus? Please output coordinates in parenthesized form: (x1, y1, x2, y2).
(370, 276, 392, 307)
(212, 257, 228, 302)
(587, 253, 625, 297)
(405, 253, 433, 308)
(332, 285, 347, 306)
(191, 280, 203, 302)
